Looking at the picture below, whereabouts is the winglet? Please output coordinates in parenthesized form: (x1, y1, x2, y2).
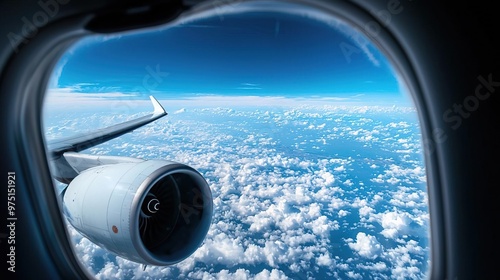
(150, 95, 167, 116)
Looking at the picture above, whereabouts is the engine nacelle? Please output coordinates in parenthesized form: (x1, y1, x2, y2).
(62, 160, 213, 266)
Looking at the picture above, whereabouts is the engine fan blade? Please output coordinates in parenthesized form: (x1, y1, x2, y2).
(139, 175, 181, 249)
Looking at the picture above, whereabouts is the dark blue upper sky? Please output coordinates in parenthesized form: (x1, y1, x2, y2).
(52, 5, 406, 103)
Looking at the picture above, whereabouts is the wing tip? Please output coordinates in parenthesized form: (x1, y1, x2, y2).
(149, 95, 167, 116)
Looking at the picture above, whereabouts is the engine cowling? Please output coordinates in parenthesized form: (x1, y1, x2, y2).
(62, 160, 213, 266)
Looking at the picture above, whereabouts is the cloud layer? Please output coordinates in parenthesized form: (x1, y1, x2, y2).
(45, 100, 429, 279)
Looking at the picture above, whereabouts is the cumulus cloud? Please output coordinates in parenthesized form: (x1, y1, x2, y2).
(174, 108, 187, 114)
(347, 232, 383, 259)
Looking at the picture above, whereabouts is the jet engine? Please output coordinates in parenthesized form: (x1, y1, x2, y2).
(62, 159, 212, 266)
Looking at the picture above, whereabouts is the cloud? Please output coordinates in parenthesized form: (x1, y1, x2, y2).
(347, 232, 383, 259)
(44, 89, 141, 109)
(356, 262, 387, 272)
(174, 108, 187, 114)
(384, 240, 426, 279)
(346, 271, 363, 279)
(338, 209, 349, 218)
(316, 252, 334, 267)
(192, 232, 246, 266)
(45, 89, 419, 110)
(242, 83, 259, 87)
(370, 163, 426, 186)
(378, 211, 413, 239)
(236, 83, 262, 90)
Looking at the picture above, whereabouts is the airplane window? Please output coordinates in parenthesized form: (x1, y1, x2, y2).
(43, 1, 430, 279)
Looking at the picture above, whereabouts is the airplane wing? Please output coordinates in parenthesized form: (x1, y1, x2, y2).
(47, 95, 168, 183)
(47, 95, 167, 158)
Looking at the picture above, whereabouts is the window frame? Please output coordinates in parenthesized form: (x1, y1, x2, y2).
(1, 0, 447, 278)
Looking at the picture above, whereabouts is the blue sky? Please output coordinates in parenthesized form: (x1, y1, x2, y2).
(50, 7, 407, 104)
